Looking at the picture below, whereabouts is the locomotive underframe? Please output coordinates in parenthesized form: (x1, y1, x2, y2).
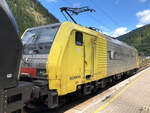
(20, 68, 137, 110)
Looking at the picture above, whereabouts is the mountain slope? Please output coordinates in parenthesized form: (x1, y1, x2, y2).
(6, 0, 59, 35)
(118, 24, 150, 56)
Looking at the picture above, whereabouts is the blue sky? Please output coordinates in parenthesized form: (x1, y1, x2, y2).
(38, 0, 150, 37)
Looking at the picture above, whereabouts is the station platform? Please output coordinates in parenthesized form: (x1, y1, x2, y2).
(65, 67, 150, 113)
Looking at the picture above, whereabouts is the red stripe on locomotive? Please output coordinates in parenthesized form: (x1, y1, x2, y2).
(21, 67, 36, 77)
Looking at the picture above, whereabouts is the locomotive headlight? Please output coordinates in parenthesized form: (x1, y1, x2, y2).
(25, 57, 32, 64)
(25, 57, 29, 62)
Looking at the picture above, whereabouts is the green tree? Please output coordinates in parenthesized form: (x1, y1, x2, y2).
(6, 0, 59, 35)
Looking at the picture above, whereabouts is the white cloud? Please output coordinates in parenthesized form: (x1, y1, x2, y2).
(98, 26, 128, 37)
(112, 27, 128, 37)
(98, 26, 112, 36)
(136, 24, 144, 28)
(139, 0, 148, 2)
(45, 0, 57, 3)
(136, 9, 150, 28)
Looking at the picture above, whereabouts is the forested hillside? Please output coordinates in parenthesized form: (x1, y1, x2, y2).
(118, 24, 150, 56)
(6, 0, 59, 35)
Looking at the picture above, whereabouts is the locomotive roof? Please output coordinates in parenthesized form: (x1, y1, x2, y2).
(27, 23, 61, 31)
(105, 35, 136, 50)
(24, 22, 136, 51)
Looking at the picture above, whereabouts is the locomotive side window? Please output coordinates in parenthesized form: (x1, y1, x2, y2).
(75, 31, 83, 46)
(108, 51, 120, 60)
(114, 52, 121, 60)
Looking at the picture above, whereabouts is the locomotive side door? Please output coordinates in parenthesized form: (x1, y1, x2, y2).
(83, 34, 95, 80)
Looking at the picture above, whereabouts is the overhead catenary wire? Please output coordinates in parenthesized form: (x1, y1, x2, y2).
(62, 0, 72, 6)
(79, 0, 111, 31)
(61, 0, 111, 32)
(87, 0, 121, 27)
(61, 0, 100, 23)
(85, 13, 110, 30)
(60, 0, 120, 29)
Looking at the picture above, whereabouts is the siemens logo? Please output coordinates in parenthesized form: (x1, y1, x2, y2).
(70, 75, 81, 80)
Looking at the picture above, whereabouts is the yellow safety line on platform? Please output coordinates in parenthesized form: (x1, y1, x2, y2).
(94, 71, 146, 113)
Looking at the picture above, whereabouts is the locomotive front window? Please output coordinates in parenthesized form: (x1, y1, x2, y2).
(36, 26, 58, 43)
(22, 30, 37, 45)
(22, 25, 60, 55)
(22, 26, 59, 45)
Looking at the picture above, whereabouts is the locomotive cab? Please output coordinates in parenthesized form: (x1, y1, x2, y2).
(21, 23, 60, 77)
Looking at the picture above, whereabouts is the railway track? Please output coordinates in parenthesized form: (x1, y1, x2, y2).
(24, 65, 150, 113)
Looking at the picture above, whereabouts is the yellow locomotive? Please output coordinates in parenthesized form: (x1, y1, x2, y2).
(0, 0, 139, 111)
(21, 22, 139, 108)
